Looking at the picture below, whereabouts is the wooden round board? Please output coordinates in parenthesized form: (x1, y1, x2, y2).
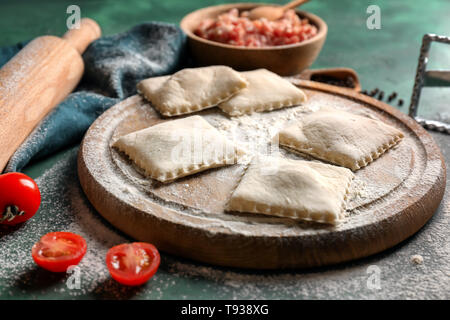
(77, 79, 446, 269)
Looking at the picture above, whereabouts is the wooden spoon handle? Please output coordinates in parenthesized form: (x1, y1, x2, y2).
(282, 0, 310, 11)
(296, 68, 362, 92)
(62, 18, 101, 53)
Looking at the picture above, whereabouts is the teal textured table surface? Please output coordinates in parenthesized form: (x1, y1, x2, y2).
(1, 0, 449, 299)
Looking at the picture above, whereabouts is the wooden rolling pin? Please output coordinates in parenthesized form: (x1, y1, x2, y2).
(0, 18, 101, 171)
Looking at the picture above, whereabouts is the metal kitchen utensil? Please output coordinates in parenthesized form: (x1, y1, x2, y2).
(409, 34, 450, 134)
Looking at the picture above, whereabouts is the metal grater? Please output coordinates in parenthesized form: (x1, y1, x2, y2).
(409, 34, 450, 134)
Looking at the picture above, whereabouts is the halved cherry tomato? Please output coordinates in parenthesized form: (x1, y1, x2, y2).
(0, 172, 41, 225)
(31, 232, 87, 272)
(106, 242, 160, 286)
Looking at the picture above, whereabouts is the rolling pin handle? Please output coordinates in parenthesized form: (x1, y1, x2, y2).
(62, 18, 102, 54)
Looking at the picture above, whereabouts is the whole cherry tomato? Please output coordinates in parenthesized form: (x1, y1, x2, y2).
(106, 242, 160, 286)
(31, 232, 87, 272)
(0, 172, 41, 225)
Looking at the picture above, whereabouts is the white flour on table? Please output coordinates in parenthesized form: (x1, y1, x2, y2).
(0, 137, 448, 299)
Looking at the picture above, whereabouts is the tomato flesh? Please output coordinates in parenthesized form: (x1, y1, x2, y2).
(194, 8, 318, 48)
(106, 242, 160, 286)
(0, 172, 41, 225)
(31, 232, 87, 272)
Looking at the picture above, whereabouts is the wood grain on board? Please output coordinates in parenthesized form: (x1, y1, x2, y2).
(78, 79, 446, 269)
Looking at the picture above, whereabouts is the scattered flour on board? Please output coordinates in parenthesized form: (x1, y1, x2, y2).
(0, 93, 448, 298)
(98, 92, 434, 240)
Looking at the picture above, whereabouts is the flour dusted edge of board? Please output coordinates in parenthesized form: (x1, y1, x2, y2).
(77, 80, 446, 269)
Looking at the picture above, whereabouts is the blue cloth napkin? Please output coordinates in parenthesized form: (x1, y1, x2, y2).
(1, 22, 187, 172)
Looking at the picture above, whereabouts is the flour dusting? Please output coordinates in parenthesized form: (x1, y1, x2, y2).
(0, 139, 448, 299)
(89, 92, 437, 241)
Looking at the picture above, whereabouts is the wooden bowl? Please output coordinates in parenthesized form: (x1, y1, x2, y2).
(180, 3, 328, 76)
